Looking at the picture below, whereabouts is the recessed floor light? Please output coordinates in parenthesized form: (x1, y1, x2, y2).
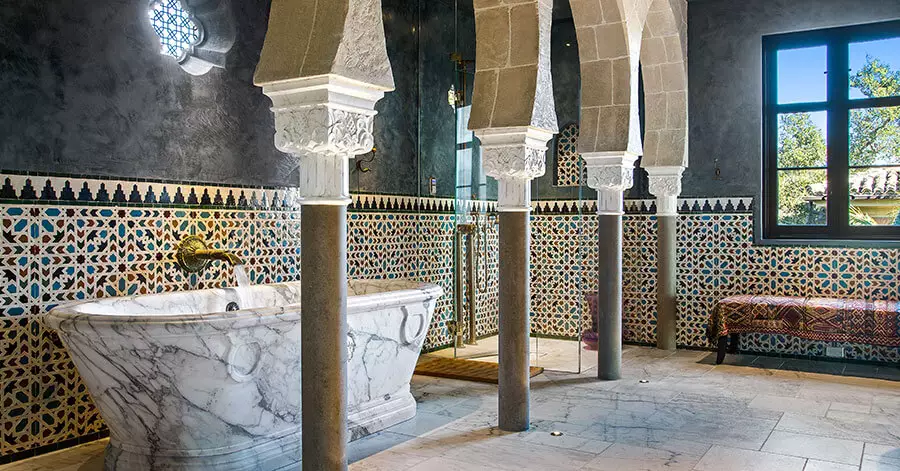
(550, 431, 564, 437)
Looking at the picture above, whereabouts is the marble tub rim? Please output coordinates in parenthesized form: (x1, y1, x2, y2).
(42, 279, 444, 332)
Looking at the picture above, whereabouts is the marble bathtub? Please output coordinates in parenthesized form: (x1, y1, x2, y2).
(43, 279, 443, 471)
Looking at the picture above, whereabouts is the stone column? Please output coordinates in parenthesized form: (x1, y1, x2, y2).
(477, 127, 554, 432)
(469, 0, 556, 432)
(255, 1, 393, 468)
(647, 166, 684, 351)
(584, 152, 638, 380)
(257, 76, 388, 470)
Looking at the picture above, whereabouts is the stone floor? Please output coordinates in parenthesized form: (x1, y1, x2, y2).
(432, 336, 597, 373)
(3, 346, 899, 471)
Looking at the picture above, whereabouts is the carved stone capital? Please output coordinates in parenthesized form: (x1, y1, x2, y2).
(646, 166, 685, 217)
(583, 152, 639, 215)
(259, 75, 387, 205)
(475, 126, 555, 212)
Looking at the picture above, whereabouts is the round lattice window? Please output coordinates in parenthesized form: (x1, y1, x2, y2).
(149, 0, 203, 61)
(147, 0, 236, 76)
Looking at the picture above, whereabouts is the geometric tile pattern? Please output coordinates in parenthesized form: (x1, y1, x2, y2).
(672, 213, 900, 363)
(554, 123, 583, 187)
(0, 193, 483, 462)
(0, 204, 302, 461)
(530, 214, 597, 338)
(527, 208, 900, 365)
(4, 180, 898, 462)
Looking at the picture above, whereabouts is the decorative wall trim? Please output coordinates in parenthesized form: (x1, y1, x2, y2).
(0, 172, 499, 214)
(531, 197, 754, 215)
(0, 172, 294, 210)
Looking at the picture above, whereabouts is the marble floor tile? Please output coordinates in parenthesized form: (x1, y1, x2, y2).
(694, 445, 807, 471)
(826, 409, 899, 425)
(862, 443, 900, 470)
(641, 407, 780, 450)
(440, 434, 597, 470)
(830, 401, 873, 414)
(803, 459, 861, 471)
(748, 394, 831, 416)
(406, 456, 497, 471)
(776, 412, 900, 447)
(761, 430, 864, 466)
(348, 450, 429, 471)
(3, 346, 897, 471)
(581, 443, 703, 471)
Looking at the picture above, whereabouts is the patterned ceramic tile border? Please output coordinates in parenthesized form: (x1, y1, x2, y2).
(0, 171, 499, 215)
(532, 197, 754, 215)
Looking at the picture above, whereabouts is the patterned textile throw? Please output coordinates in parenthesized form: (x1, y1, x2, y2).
(708, 295, 900, 347)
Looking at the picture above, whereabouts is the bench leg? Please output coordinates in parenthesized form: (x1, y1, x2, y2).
(728, 333, 739, 354)
(716, 336, 728, 365)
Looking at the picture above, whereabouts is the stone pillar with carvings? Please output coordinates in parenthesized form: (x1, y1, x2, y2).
(477, 127, 554, 431)
(584, 152, 639, 380)
(254, 1, 393, 469)
(469, 0, 556, 432)
(647, 166, 684, 351)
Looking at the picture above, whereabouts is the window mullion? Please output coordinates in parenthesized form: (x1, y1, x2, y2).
(827, 36, 851, 239)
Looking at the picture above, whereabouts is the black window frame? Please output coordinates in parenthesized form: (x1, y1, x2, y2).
(762, 20, 900, 242)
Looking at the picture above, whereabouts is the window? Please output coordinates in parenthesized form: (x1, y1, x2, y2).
(149, 0, 203, 61)
(763, 20, 900, 241)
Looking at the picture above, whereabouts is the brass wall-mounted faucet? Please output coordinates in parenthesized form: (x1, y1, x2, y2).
(175, 236, 244, 273)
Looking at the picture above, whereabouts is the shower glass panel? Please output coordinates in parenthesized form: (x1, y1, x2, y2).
(450, 45, 501, 361)
(525, 10, 593, 374)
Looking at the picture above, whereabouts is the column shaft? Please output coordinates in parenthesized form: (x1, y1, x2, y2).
(597, 214, 623, 380)
(301, 205, 348, 471)
(498, 211, 530, 431)
(656, 216, 677, 350)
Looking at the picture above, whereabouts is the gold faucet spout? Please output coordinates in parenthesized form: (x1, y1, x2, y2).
(194, 249, 244, 266)
(175, 236, 243, 273)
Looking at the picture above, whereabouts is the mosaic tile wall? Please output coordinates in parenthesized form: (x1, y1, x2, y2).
(0, 203, 303, 461)
(0, 173, 494, 462)
(3, 174, 897, 463)
(530, 213, 596, 338)
(675, 212, 900, 363)
(553, 123, 583, 187)
(528, 198, 900, 363)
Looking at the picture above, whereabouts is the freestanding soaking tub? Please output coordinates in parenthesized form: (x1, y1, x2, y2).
(43, 279, 443, 471)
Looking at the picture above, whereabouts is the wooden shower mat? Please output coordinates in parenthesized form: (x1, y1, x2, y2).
(414, 355, 544, 384)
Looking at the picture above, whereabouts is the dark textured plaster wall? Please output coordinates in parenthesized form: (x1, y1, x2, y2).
(0, 0, 298, 186)
(686, 0, 900, 198)
(0, 0, 423, 194)
(353, 0, 420, 196)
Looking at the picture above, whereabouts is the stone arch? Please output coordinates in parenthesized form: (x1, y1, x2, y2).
(639, 0, 688, 168)
(568, 0, 653, 157)
(469, 0, 557, 132)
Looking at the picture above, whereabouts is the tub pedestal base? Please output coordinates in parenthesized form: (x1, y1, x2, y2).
(102, 388, 418, 471)
(104, 431, 303, 471)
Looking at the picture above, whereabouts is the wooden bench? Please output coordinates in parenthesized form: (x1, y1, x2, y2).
(708, 295, 900, 364)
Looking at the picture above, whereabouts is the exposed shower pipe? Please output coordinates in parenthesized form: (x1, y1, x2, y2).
(453, 223, 478, 347)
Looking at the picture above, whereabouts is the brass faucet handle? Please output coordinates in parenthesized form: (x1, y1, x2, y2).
(175, 236, 211, 273)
